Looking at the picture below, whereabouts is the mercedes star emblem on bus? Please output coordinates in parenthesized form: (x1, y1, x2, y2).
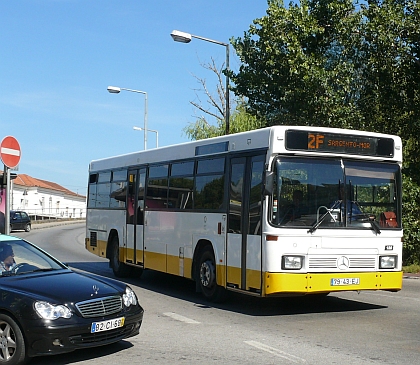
(337, 256, 350, 270)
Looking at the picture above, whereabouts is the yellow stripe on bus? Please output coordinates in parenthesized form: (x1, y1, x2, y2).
(264, 271, 402, 296)
(86, 238, 108, 258)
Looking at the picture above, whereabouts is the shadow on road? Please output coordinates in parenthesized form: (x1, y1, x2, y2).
(67, 261, 387, 317)
(29, 340, 133, 365)
(28, 261, 386, 364)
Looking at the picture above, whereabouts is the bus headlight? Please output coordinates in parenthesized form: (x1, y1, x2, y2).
(282, 256, 304, 270)
(379, 255, 397, 269)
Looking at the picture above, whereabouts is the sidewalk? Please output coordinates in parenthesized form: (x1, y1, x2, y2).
(403, 272, 420, 279)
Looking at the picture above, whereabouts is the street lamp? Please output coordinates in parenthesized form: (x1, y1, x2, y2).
(170, 30, 230, 135)
(107, 86, 149, 150)
(133, 126, 158, 148)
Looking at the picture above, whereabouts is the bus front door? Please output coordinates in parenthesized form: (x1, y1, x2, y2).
(126, 169, 146, 266)
(227, 154, 264, 294)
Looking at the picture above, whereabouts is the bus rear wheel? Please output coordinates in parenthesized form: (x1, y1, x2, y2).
(110, 236, 132, 277)
(198, 247, 226, 302)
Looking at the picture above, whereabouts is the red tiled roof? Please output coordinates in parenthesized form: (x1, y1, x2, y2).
(12, 174, 85, 199)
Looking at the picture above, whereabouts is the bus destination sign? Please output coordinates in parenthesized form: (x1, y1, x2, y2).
(285, 130, 394, 157)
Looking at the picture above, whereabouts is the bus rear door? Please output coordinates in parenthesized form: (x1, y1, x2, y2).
(126, 168, 146, 266)
(227, 154, 265, 294)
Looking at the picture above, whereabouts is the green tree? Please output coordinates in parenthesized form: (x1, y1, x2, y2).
(183, 100, 263, 139)
(229, 0, 420, 171)
(182, 58, 263, 140)
(229, 0, 364, 128)
(360, 1, 420, 181)
(228, 0, 420, 264)
(402, 175, 420, 264)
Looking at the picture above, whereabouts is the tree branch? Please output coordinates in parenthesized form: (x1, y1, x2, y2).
(188, 56, 227, 123)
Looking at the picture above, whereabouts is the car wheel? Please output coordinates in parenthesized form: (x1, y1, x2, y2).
(24, 224, 31, 232)
(110, 235, 132, 278)
(0, 314, 27, 365)
(9, 225, 13, 233)
(197, 247, 226, 302)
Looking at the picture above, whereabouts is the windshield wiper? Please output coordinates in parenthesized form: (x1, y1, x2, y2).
(348, 200, 381, 235)
(308, 200, 342, 234)
(308, 202, 381, 235)
(353, 214, 382, 235)
(369, 218, 381, 235)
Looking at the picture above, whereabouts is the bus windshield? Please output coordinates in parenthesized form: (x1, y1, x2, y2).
(270, 157, 401, 230)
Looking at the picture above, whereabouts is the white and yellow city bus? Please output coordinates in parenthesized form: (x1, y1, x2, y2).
(86, 126, 403, 301)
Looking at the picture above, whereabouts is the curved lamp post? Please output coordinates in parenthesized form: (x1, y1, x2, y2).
(170, 30, 230, 135)
(133, 126, 158, 148)
(107, 86, 149, 150)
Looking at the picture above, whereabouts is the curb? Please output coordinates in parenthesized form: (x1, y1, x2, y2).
(31, 220, 85, 230)
(403, 273, 420, 279)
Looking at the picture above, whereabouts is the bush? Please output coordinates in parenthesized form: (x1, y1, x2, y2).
(402, 175, 420, 265)
(402, 264, 420, 274)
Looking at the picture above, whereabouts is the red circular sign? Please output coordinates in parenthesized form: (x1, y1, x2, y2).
(0, 136, 21, 168)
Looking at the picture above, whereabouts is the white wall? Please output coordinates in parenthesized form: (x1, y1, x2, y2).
(11, 185, 86, 219)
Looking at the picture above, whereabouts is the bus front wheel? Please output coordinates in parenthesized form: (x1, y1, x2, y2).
(198, 247, 226, 302)
(110, 236, 132, 277)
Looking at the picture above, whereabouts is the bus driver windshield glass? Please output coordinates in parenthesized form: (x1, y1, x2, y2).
(270, 157, 401, 229)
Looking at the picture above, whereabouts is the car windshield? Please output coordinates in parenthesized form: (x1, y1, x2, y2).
(0, 238, 65, 276)
(269, 157, 401, 230)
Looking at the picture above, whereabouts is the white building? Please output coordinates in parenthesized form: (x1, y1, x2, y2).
(11, 174, 86, 219)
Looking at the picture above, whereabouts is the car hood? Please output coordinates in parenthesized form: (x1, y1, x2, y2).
(0, 269, 125, 304)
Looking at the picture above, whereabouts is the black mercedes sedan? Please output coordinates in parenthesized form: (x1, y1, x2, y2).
(0, 234, 144, 364)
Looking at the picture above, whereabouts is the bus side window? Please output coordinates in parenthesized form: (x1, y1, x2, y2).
(169, 178, 194, 210)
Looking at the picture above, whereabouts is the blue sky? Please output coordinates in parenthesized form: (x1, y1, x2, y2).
(0, 1, 269, 196)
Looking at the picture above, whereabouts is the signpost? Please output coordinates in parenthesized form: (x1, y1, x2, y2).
(1, 136, 21, 235)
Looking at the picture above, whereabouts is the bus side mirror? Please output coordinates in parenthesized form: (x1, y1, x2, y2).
(264, 171, 274, 196)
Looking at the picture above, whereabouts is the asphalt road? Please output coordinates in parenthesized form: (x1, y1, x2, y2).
(13, 223, 420, 365)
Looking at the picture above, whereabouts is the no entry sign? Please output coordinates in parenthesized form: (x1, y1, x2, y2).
(1, 136, 21, 169)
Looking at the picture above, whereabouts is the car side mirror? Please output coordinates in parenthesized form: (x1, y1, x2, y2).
(264, 171, 274, 196)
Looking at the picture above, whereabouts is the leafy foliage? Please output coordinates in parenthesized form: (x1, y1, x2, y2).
(182, 57, 263, 139)
(226, 0, 420, 264)
(183, 0, 420, 264)
(183, 100, 263, 139)
(230, 0, 364, 128)
(402, 175, 420, 265)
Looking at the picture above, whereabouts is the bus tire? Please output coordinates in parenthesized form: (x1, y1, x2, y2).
(110, 235, 132, 278)
(197, 247, 226, 302)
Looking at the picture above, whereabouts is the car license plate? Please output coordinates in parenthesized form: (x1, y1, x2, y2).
(91, 317, 125, 333)
(330, 278, 360, 286)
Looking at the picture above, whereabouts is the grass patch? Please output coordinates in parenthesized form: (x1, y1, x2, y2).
(403, 264, 420, 273)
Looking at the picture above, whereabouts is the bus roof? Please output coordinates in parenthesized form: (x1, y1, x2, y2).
(89, 126, 402, 172)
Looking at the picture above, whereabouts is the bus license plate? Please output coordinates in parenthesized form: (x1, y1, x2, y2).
(330, 278, 360, 286)
(91, 317, 125, 333)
